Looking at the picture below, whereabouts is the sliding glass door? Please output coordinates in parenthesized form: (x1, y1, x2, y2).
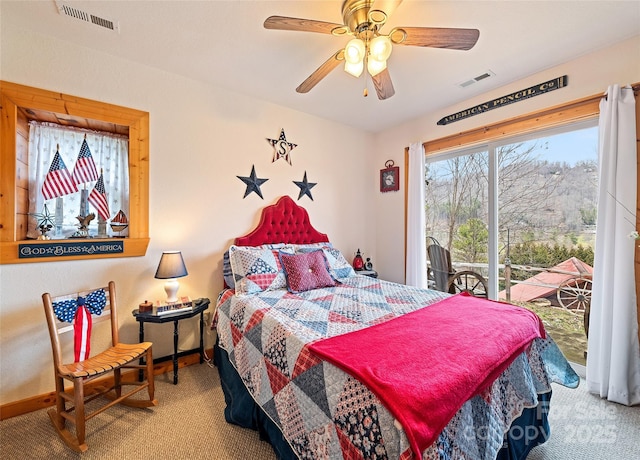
(425, 120, 598, 365)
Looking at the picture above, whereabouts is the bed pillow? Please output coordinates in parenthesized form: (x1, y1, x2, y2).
(223, 243, 290, 289)
(279, 249, 336, 293)
(228, 244, 294, 295)
(222, 250, 235, 288)
(321, 247, 357, 279)
(292, 242, 333, 252)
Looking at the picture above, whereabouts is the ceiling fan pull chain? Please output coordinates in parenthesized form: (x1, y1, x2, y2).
(363, 55, 369, 97)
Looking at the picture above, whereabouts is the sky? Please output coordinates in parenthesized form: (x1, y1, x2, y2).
(529, 125, 598, 166)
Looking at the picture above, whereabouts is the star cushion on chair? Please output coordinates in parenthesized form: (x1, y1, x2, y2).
(279, 249, 336, 293)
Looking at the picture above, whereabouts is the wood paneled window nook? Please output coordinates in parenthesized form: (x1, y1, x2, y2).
(0, 81, 149, 264)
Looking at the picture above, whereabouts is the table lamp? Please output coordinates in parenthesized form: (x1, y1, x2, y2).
(154, 251, 188, 302)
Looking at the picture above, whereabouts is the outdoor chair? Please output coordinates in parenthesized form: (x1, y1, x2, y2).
(426, 237, 489, 298)
(42, 281, 157, 452)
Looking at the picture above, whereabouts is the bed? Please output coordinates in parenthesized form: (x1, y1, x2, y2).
(213, 195, 579, 460)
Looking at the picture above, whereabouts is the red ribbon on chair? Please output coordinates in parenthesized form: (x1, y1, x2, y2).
(73, 299, 93, 362)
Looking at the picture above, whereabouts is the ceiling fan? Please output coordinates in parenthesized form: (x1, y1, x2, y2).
(264, 0, 479, 100)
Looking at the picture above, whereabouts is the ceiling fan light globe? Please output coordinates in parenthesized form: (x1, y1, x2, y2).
(367, 57, 387, 77)
(344, 60, 364, 77)
(344, 38, 366, 64)
(370, 35, 392, 61)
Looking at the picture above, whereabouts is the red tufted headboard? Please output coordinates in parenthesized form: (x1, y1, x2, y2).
(235, 196, 329, 246)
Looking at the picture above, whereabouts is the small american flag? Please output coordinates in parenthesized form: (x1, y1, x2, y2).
(88, 172, 110, 220)
(72, 138, 99, 185)
(42, 149, 78, 200)
(73, 305, 92, 362)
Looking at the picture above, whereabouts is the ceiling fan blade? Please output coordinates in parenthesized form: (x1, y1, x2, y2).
(392, 27, 480, 50)
(264, 16, 343, 34)
(370, 0, 404, 21)
(371, 68, 395, 100)
(296, 50, 344, 94)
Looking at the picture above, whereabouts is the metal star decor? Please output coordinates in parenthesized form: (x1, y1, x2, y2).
(237, 165, 269, 199)
(293, 171, 317, 201)
(30, 203, 55, 229)
(266, 129, 298, 165)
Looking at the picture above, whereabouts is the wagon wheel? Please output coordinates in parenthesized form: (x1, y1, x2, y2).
(556, 277, 592, 312)
(447, 271, 488, 298)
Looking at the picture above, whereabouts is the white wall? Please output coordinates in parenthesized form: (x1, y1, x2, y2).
(372, 35, 640, 284)
(0, 25, 375, 404)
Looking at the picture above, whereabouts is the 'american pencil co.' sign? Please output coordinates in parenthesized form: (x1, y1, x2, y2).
(437, 75, 568, 126)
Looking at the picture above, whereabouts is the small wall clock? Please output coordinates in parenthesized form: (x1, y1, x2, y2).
(380, 160, 399, 193)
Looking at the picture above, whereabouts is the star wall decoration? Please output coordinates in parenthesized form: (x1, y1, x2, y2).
(293, 171, 317, 201)
(237, 165, 269, 199)
(266, 128, 298, 165)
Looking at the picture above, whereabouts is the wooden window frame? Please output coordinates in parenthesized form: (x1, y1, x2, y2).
(0, 81, 149, 264)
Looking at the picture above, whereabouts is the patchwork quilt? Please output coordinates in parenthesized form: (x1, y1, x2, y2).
(214, 275, 579, 460)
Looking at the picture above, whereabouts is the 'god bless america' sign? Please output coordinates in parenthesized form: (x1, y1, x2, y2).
(437, 75, 568, 126)
(19, 241, 124, 259)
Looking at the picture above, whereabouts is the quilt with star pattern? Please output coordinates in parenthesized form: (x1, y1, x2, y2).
(215, 274, 579, 460)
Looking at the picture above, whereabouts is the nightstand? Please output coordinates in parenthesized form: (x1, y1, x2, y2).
(356, 270, 378, 278)
(132, 298, 210, 384)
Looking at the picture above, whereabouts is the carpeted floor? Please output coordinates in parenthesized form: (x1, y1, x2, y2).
(0, 361, 276, 460)
(527, 379, 640, 459)
(1, 362, 638, 459)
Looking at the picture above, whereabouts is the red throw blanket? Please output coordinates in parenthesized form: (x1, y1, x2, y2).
(308, 292, 545, 459)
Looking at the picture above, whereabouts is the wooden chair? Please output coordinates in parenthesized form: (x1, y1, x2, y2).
(42, 281, 158, 452)
(426, 237, 489, 298)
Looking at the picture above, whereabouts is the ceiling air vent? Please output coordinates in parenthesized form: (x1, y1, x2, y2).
(55, 1, 120, 33)
(458, 70, 495, 89)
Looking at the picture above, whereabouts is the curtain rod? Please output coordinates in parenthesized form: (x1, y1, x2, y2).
(600, 82, 640, 101)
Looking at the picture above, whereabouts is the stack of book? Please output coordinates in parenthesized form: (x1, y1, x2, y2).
(152, 296, 193, 316)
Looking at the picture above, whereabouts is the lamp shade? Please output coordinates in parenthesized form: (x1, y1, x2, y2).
(367, 57, 387, 76)
(154, 251, 188, 279)
(369, 35, 392, 62)
(344, 38, 365, 64)
(344, 60, 364, 77)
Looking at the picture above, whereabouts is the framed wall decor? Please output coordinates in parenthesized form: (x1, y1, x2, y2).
(380, 160, 399, 193)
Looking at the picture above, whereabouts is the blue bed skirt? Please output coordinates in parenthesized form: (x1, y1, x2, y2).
(214, 341, 550, 460)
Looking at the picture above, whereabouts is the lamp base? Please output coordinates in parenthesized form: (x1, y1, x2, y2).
(164, 279, 180, 303)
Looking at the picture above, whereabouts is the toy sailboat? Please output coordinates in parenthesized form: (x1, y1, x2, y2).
(110, 210, 128, 237)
